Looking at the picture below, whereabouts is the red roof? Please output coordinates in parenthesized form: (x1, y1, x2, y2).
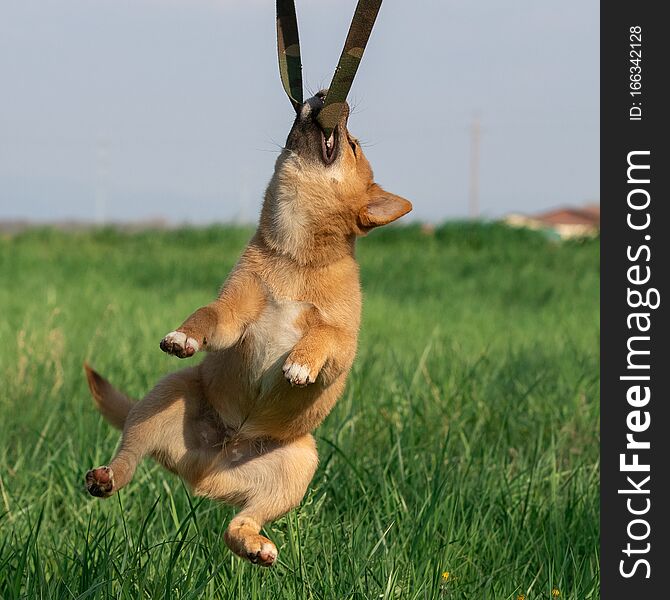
(533, 206, 600, 227)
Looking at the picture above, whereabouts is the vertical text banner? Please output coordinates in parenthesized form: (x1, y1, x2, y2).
(601, 2, 669, 598)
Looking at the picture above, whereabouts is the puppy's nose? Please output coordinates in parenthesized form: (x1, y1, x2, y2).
(299, 90, 328, 120)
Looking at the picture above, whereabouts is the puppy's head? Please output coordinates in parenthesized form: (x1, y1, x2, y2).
(262, 91, 412, 262)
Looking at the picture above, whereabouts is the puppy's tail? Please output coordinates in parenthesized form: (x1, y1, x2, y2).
(84, 363, 134, 430)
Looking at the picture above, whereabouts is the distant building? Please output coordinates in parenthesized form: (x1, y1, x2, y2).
(504, 204, 600, 239)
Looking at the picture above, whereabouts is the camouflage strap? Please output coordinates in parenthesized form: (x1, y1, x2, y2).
(317, 0, 383, 138)
(276, 0, 303, 111)
(276, 0, 383, 130)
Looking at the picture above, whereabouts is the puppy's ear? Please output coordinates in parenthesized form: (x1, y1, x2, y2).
(358, 186, 413, 231)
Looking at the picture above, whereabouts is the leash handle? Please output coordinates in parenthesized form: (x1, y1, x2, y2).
(317, 0, 383, 138)
(276, 0, 303, 111)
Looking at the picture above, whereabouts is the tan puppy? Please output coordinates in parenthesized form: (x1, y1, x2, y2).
(84, 91, 412, 567)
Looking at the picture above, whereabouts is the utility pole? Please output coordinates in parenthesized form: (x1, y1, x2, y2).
(240, 167, 253, 225)
(468, 115, 481, 219)
(95, 138, 109, 225)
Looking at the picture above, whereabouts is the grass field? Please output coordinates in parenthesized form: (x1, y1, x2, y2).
(0, 224, 599, 599)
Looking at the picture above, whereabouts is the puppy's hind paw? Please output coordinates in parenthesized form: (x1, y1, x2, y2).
(160, 331, 200, 358)
(85, 466, 115, 498)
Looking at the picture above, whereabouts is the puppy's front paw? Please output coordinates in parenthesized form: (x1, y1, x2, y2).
(282, 356, 318, 387)
(85, 466, 115, 498)
(160, 331, 200, 358)
(246, 536, 278, 567)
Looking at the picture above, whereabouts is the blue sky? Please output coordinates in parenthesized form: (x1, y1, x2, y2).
(0, 0, 599, 223)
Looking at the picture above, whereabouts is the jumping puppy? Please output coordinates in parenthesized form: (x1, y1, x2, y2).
(84, 91, 412, 567)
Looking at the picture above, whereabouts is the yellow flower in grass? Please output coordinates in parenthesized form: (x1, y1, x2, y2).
(551, 589, 560, 597)
(517, 594, 526, 600)
(441, 571, 450, 582)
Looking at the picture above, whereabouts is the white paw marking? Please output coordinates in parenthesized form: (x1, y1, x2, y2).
(282, 361, 314, 386)
(162, 331, 199, 354)
(260, 542, 277, 564)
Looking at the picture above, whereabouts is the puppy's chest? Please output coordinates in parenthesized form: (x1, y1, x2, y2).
(243, 296, 312, 375)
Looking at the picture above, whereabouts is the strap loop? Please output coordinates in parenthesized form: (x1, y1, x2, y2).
(276, 0, 383, 133)
(276, 0, 303, 111)
(318, 0, 382, 138)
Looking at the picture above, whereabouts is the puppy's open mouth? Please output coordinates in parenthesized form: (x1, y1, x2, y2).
(320, 128, 338, 165)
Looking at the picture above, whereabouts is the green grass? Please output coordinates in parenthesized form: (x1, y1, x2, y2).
(0, 223, 599, 599)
